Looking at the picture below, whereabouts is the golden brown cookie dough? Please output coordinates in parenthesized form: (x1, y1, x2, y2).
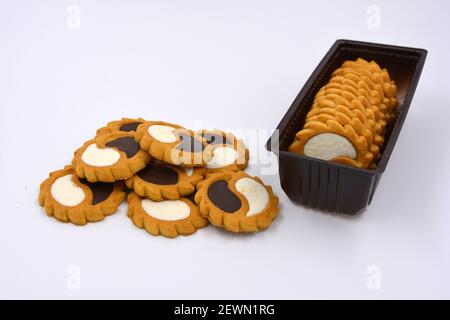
(96, 117, 146, 135)
(39, 165, 125, 226)
(125, 160, 205, 201)
(135, 121, 213, 167)
(72, 131, 151, 182)
(198, 129, 249, 174)
(195, 171, 279, 233)
(127, 191, 208, 238)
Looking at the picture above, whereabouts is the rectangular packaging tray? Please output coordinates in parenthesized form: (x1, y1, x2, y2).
(266, 39, 427, 215)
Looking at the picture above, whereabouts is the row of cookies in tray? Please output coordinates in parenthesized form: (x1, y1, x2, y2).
(39, 118, 279, 238)
(289, 58, 398, 169)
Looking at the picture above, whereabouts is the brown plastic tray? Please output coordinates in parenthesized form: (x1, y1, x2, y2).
(266, 39, 427, 215)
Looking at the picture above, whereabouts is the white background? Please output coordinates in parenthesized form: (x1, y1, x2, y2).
(1, 0, 449, 299)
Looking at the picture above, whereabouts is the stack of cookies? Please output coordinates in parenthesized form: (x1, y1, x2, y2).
(289, 58, 398, 169)
(39, 118, 279, 237)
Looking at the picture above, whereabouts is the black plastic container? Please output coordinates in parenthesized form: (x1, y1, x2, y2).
(266, 39, 427, 215)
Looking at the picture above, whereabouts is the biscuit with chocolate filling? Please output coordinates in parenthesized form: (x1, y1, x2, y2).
(125, 160, 205, 201)
(135, 121, 213, 167)
(195, 171, 279, 233)
(198, 130, 249, 174)
(96, 117, 146, 135)
(72, 131, 151, 182)
(39, 165, 125, 225)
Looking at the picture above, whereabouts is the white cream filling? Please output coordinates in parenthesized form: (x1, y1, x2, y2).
(304, 133, 356, 161)
(81, 143, 121, 167)
(141, 199, 190, 221)
(50, 174, 85, 207)
(184, 167, 194, 176)
(148, 125, 177, 143)
(206, 146, 238, 169)
(235, 177, 269, 217)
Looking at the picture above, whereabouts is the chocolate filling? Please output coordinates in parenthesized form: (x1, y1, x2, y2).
(175, 134, 205, 153)
(106, 137, 140, 158)
(202, 132, 232, 145)
(79, 179, 114, 205)
(119, 122, 142, 132)
(137, 161, 179, 185)
(207, 180, 241, 213)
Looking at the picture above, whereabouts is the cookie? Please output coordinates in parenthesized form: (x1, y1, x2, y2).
(127, 191, 208, 238)
(125, 160, 205, 201)
(330, 73, 396, 121)
(198, 129, 236, 146)
(304, 111, 379, 154)
(329, 74, 390, 121)
(39, 165, 125, 225)
(290, 120, 374, 168)
(333, 62, 397, 116)
(96, 117, 146, 135)
(309, 99, 368, 124)
(135, 121, 213, 167)
(72, 131, 151, 182)
(198, 130, 249, 173)
(308, 88, 384, 149)
(343, 58, 398, 98)
(289, 58, 397, 169)
(195, 171, 279, 233)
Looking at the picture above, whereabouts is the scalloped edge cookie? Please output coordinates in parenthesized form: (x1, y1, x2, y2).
(289, 58, 398, 169)
(306, 104, 379, 148)
(125, 161, 205, 201)
(195, 171, 279, 233)
(39, 165, 125, 226)
(135, 121, 213, 167)
(198, 130, 249, 174)
(96, 117, 146, 135)
(289, 120, 374, 168)
(72, 131, 151, 182)
(127, 191, 208, 238)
